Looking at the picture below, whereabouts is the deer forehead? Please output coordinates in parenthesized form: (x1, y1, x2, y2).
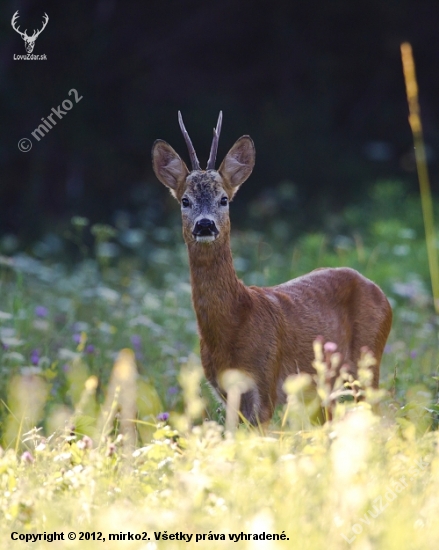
(184, 171, 227, 203)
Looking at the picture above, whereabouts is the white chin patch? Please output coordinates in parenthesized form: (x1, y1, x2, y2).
(195, 235, 216, 243)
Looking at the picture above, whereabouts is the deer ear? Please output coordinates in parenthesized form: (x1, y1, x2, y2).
(152, 140, 189, 198)
(218, 136, 255, 192)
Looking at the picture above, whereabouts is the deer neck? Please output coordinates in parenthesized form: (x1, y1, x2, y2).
(187, 237, 248, 347)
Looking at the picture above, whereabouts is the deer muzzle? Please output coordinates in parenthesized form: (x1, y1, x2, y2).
(192, 218, 219, 242)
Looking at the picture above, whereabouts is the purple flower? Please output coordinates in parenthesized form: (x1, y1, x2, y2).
(30, 349, 40, 365)
(410, 349, 418, 359)
(77, 435, 93, 450)
(168, 386, 179, 395)
(324, 341, 337, 353)
(62, 364, 70, 372)
(73, 333, 81, 345)
(130, 334, 142, 351)
(21, 451, 34, 464)
(157, 412, 170, 421)
(35, 306, 48, 318)
(86, 344, 95, 354)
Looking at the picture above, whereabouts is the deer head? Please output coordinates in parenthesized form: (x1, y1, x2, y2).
(152, 112, 255, 245)
(11, 11, 49, 54)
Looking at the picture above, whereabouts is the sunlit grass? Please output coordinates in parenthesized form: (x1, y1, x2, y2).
(0, 366, 438, 549)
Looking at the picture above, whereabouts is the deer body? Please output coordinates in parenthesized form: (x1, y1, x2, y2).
(152, 113, 392, 424)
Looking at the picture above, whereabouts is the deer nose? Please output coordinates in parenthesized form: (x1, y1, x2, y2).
(193, 218, 219, 237)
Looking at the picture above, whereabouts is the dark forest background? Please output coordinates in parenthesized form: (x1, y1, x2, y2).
(1, 0, 439, 244)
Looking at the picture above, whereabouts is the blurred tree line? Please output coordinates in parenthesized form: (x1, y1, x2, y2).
(1, 0, 439, 243)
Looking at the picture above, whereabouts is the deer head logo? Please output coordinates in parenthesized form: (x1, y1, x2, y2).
(11, 11, 49, 54)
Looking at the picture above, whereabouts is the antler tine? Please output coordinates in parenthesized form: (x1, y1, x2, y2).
(11, 11, 26, 38)
(32, 13, 49, 39)
(178, 111, 201, 171)
(206, 111, 223, 170)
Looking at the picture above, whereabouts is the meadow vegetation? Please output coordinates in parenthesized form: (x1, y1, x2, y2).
(0, 180, 438, 549)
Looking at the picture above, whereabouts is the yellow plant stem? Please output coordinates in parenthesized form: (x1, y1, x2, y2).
(401, 42, 439, 313)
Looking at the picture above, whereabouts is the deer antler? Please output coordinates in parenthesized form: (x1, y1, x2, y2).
(11, 11, 49, 41)
(206, 111, 223, 170)
(178, 111, 201, 171)
(32, 13, 49, 40)
(11, 11, 26, 38)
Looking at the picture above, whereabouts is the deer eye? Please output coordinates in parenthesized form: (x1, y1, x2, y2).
(181, 197, 191, 208)
(220, 196, 228, 206)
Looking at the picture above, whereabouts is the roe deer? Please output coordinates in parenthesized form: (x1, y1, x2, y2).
(152, 112, 392, 424)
